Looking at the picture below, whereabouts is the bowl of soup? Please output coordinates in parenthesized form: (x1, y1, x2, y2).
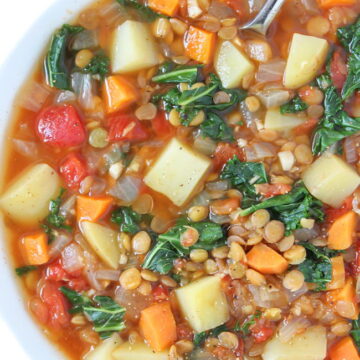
(1, 0, 360, 359)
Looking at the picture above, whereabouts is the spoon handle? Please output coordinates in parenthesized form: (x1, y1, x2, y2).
(240, 0, 286, 35)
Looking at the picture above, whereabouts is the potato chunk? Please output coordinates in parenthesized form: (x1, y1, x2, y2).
(302, 153, 360, 208)
(175, 276, 230, 333)
(85, 334, 122, 360)
(81, 222, 120, 269)
(112, 342, 168, 360)
(264, 108, 305, 133)
(111, 20, 159, 74)
(0, 163, 61, 225)
(284, 33, 329, 89)
(215, 40, 255, 89)
(144, 138, 211, 206)
(262, 326, 327, 360)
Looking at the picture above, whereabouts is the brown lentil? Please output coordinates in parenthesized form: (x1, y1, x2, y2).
(135, 103, 157, 120)
(306, 16, 330, 37)
(294, 144, 313, 165)
(246, 269, 266, 286)
(137, 280, 152, 296)
(264, 220, 285, 243)
(213, 91, 231, 104)
(190, 249, 208, 263)
(204, 259, 218, 274)
(228, 242, 246, 262)
(211, 246, 229, 259)
(170, 18, 188, 35)
(251, 209, 271, 228)
(169, 109, 182, 126)
(229, 262, 246, 279)
(189, 110, 206, 126)
(75, 49, 94, 68)
(160, 275, 178, 287)
(132, 231, 151, 254)
(283, 245, 306, 265)
(141, 269, 159, 282)
(218, 26, 237, 40)
(245, 96, 261, 112)
(119, 268, 142, 290)
(283, 270, 305, 292)
(277, 235, 295, 252)
(218, 332, 239, 350)
(331, 321, 352, 336)
(188, 205, 209, 222)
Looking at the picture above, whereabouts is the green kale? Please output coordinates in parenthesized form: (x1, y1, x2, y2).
(116, 0, 164, 21)
(280, 96, 308, 114)
(15, 265, 38, 277)
(82, 54, 110, 79)
(298, 243, 342, 291)
(111, 206, 142, 234)
(44, 24, 84, 90)
(199, 112, 234, 142)
(351, 317, 360, 351)
(193, 324, 228, 347)
(220, 156, 268, 208)
(239, 182, 324, 235)
(234, 310, 262, 336)
(152, 63, 202, 84)
(61, 287, 126, 339)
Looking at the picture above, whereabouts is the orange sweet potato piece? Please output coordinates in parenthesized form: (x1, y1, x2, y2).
(327, 256, 345, 290)
(21, 231, 49, 265)
(318, 0, 356, 8)
(328, 211, 357, 250)
(76, 195, 113, 222)
(148, 0, 180, 16)
(330, 336, 360, 360)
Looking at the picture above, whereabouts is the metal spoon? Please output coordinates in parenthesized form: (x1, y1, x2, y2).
(240, 0, 286, 35)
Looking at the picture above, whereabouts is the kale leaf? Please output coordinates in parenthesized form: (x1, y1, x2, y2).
(143, 219, 225, 274)
(239, 182, 324, 235)
(351, 317, 360, 351)
(111, 206, 142, 234)
(116, 0, 164, 21)
(220, 156, 268, 208)
(194, 324, 228, 347)
(82, 54, 110, 79)
(234, 310, 262, 336)
(45, 24, 84, 90)
(280, 96, 308, 114)
(61, 287, 126, 339)
(337, 17, 360, 100)
(152, 63, 202, 84)
(298, 243, 342, 291)
(15, 265, 38, 277)
(200, 112, 234, 142)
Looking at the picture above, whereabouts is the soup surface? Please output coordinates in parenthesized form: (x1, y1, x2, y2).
(2, 0, 360, 359)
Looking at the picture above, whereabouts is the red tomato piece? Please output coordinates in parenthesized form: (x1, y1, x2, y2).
(256, 183, 292, 198)
(251, 324, 274, 343)
(29, 296, 49, 325)
(213, 143, 243, 171)
(152, 284, 169, 301)
(177, 323, 194, 341)
(325, 195, 353, 223)
(45, 260, 69, 282)
(60, 152, 88, 190)
(67, 277, 89, 292)
(350, 240, 360, 276)
(40, 281, 70, 328)
(36, 104, 86, 147)
(293, 118, 318, 136)
(108, 114, 149, 143)
(152, 111, 175, 138)
(330, 51, 348, 91)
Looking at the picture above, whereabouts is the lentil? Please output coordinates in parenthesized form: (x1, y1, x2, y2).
(132, 231, 151, 254)
(119, 268, 142, 290)
(190, 249, 208, 263)
(75, 49, 94, 68)
(188, 205, 209, 222)
(264, 220, 285, 243)
(283, 245, 306, 265)
(283, 270, 305, 292)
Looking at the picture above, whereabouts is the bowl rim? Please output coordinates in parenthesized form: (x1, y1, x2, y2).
(0, 0, 93, 358)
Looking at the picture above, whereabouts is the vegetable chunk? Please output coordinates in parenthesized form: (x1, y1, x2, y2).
(21, 231, 49, 265)
(302, 153, 360, 208)
(284, 33, 329, 89)
(111, 20, 159, 73)
(264, 108, 306, 133)
(262, 326, 327, 360)
(112, 342, 168, 360)
(144, 138, 211, 206)
(328, 211, 357, 250)
(77, 196, 113, 222)
(329, 336, 360, 360)
(84, 334, 122, 360)
(215, 41, 255, 89)
(148, 0, 180, 16)
(81, 221, 120, 269)
(175, 276, 230, 333)
(0, 163, 61, 225)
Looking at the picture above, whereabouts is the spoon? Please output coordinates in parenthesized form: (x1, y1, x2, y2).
(240, 0, 286, 35)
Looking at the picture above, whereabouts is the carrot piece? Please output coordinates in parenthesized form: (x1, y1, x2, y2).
(317, 0, 356, 8)
(246, 243, 288, 275)
(102, 75, 139, 114)
(327, 278, 359, 320)
(184, 26, 217, 64)
(330, 336, 360, 360)
(328, 211, 357, 250)
(21, 231, 49, 265)
(76, 195, 113, 222)
(148, 0, 180, 16)
(139, 301, 177, 352)
(293, 118, 318, 135)
(327, 256, 345, 290)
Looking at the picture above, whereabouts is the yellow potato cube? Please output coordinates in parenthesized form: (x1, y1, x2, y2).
(112, 342, 168, 360)
(264, 108, 306, 133)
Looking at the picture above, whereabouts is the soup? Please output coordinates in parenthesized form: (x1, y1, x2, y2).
(1, 0, 360, 359)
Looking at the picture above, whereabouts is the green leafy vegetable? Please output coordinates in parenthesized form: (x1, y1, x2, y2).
(337, 17, 360, 100)
(61, 287, 126, 339)
(152, 63, 201, 84)
(82, 54, 110, 79)
(220, 156, 268, 207)
(143, 220, 224, 274)
(351, 317, 360, 351)
(298, 243, 342, 291)
(234, 310, 262, 335)
(15, 265, 38, 277)
(111, 206, 142, 234)
(193, 324, 228, 347)
(280, 96, 308, 114)
(44, 24, 84, 90)
(240, 182, 324, 234)
(200, 112, 234, 142)
(116, 0, 164, 21)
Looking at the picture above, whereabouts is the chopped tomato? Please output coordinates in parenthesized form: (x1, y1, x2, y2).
(40, 281, 70, 328)
(221, 275, 236, 297)
(108, 114, 149, 143)
(330, 51, 348, 91)
(177, 323, 194, 341)
(293, 118, 318, 135)
(29, 296, 49, 325)
(213, 143, 243, 171)
(350, 240, 360, 276)
(60, 152, 88, 190)
(152, 284, 169, 301)
(152, 111, 175, 138)
(256, 183, 292, 198)
(36, 104, 86, 147)
(251, 324, 274, 343)
(67, 277, 89, 292)
(45, 260, 69, 282)
(325, 195, 353, 223)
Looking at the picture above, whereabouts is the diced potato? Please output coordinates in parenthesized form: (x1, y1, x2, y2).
(112, 341, 168, 360)
(302, 153, 360, 208)
(264, 108, 306, 133)
(111, 20, 159, 74)
(144, 138, 211, 206)
(0, 163, 61, 225)
(175, 276, 230, 333)
(214, 41, 255, 89)
(284, 33, 329, 89)
(81, 221, 120, 269)
(262, 326, 327, 360)
(85, 334, 122, 360)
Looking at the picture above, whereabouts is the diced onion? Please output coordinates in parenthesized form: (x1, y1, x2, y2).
(344, 136, 358, 164)
(61, 243, 84, 273)
(240, 101, 258, 133)
(194, 136, 217, 155)
(12, 139, 38, 158)
(209, 212, 231, 224)
(49, 232, 72, 259)
(286, 283, 308, 303)
(294, 226, 319, 241)
(60, 195, 76, 218)
(256, 89, 290, 108)
(191, 191, 212, 206)
(19, 82, 50, 112)
(248, 284, 288, 308)
(278, 317, 311, 343)
(99, 1, 125, 26)
(206, 180, 230, 192)
(54, 90, 77, 104)
(88, 177, 107, 196)
(245, 142, 276, 161)
(71, 30, 99, 50)
(95, 269, 121, 281)
(71, 73, 94, 111)
(300, 0, 320, 14)
(256, 60, 286, 83)
(278, 151, 295, 171)
(109, 176, 142, 203)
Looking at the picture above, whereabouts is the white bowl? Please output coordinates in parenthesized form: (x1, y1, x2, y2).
(0, 0, 92, 358)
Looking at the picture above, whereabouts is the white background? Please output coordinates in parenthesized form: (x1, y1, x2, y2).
(0, 1, 55, 358)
